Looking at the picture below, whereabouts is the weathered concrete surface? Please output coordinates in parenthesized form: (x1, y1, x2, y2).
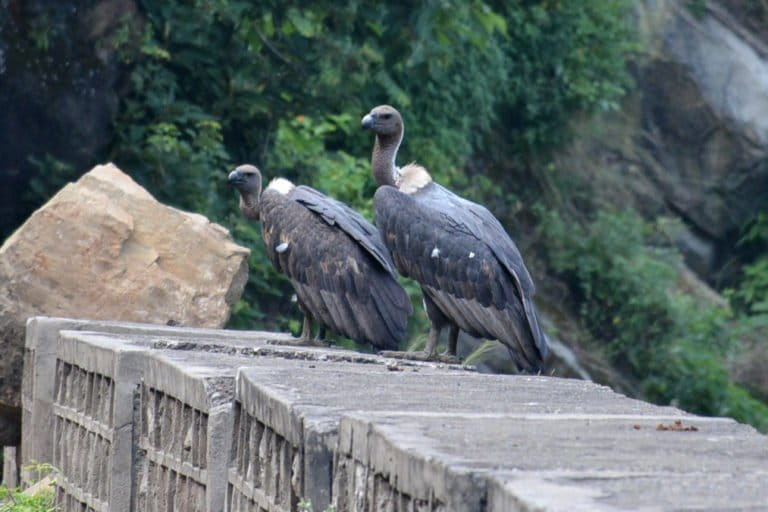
(2, 446, 19, 488)
(52, 331, 148, 512)
(1, 164, 250, 444)
(20, 316, 291, 486)
(136, 349, 259, 512)
(22, 318, 768, 511)
(339, 411, 767, 511)
(230, 358, 683, 512)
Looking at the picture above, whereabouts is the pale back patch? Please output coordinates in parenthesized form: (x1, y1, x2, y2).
(397, 163, 432, 194)
(266, 177, 295, 195)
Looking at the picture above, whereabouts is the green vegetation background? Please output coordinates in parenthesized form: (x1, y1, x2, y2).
(21, 0, 768, 431)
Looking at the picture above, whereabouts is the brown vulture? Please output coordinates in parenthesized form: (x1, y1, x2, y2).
(228, 164, 412, 350)
(361, 106, 549, 372)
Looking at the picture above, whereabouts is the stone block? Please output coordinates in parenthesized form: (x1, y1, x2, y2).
(52, 331, 149, 512)
(21, 316, 288, 484)
(2, 446, 19, 488)
(336, 411, 768, 511)
(134, 350, 256, 512)
(227, 356, 678, 512)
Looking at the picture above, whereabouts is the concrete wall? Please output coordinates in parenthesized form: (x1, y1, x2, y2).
(21, 317, 768, 511)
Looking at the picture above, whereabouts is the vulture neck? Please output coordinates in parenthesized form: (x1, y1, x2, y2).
(238, 187, 261, 221)
(371, 130, 402, 187)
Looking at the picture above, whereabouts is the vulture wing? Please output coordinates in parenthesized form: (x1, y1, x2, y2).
(291, 185, 398, 277)
(419, 184, 548, 359)
(374, 184, 548, 368)
(260, 187, 411, 350)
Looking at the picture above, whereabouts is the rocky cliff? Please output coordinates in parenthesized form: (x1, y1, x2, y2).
(557, 0, 768, 280)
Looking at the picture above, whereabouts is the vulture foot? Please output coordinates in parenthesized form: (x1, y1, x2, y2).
(438, 351, 461, 365)
(379, 350, 462, 365)
(268, 336, 329, 347)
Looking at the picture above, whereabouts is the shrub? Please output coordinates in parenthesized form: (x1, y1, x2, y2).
(538, 208, 768, 431)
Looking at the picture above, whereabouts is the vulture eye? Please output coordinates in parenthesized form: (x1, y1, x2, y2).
(381, 113, 392, 120)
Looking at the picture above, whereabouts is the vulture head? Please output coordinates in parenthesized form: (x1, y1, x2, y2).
(361, 105, 403, 137)
(228, 164, 262, 220)
(362, 105, 405, 187)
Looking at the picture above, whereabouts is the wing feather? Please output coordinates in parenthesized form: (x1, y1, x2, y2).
(291, 186, 397, 276)
(259, 189, 410, 349)
(375, 184, 548, 368)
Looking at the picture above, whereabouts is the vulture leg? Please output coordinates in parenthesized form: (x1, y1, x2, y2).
(270, 301, 327, 347)
(422, 324, 440, 359)
(438, 325, 461, 364)
(378, 323, 459, 363)
(296, 310, 328, 346)
(300, 311, 313, 341)
(379, 325, 440, 361)
(379, 294, 460, 363)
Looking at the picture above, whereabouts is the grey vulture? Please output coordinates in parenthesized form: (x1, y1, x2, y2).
(228, 164, 412, 350)
(361, 105, 549, 372)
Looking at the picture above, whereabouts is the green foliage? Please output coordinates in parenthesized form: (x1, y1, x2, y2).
(27, 154, 76, 205)
(0, 489, 54, 512)
(270, 114, 375, 219)
(538, 208, 768, 430)
(541, 210, 679, 365)
(298, 500, 335, 512)
(0, 462, 57, 512)
(101, 0, 634, 340)
(727, 212, 768, 315)
(487, 0, 635, 155)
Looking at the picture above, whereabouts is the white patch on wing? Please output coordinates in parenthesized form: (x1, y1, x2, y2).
(469, 252, 475, 258)
(276, 242, 290, 253)
(266, 177, 295, 195)
(398, 164, 432, 194)
(431, 247, 440, 258)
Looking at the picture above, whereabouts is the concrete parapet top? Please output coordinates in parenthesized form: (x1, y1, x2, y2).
(57, 331, 149, 375)
(337, 410, 768, 511)
(143, 349, 257, 411)
(22, 318, 768, 511)
(235, 359, 682, 421)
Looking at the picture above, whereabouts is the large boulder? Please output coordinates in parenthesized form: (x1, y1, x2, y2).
(0, 163, 250, 444)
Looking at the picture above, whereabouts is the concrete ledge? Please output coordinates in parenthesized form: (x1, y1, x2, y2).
(136, 350, 257, 512)
(337, 411, 767, 511)
(53, 331, 148, 512)
(21, 317, 768, 511)
(21, 315, 292, 481)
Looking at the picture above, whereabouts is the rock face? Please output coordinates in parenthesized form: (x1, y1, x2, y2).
(637, 2, 768, 268)
(0, 0, 139, 240)
(0, 163, 249, 444)
(556, 0, 768, 279)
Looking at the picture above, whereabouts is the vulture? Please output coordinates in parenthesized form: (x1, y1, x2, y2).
(361, 105, 549, 372)
(227, 164, 412, 350)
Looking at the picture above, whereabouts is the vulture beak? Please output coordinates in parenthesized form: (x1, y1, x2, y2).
(227, 169, 244, 187)
(361, 112, 376, 129)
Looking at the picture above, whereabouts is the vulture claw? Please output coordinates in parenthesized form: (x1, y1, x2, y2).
(267, 336, 329, 348)
(379, 349, 463, 365)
